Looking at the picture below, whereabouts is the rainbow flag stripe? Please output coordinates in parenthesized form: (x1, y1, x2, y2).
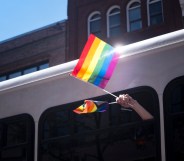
(71, 34, 119, 89)
(73, 100, 109, 114)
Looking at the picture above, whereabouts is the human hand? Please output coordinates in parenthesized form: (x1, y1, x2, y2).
(116, 94, 137, 109)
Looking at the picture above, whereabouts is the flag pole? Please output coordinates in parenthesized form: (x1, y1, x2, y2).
(70, 74, 118, 98)
(70, 75, 132, 112)
(103, 89, 117, 98)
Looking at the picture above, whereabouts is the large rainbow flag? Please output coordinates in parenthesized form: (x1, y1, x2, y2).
(71, 34, 119, 89)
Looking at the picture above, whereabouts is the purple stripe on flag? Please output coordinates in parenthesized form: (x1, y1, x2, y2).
(99, 52, 119, 88)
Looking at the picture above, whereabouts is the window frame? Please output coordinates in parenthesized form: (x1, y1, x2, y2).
(107, 5, 121, 38)
(0, 114, 34, 161)
(38, 86, 161, 161)
(164, 76, 184, 161)
(0, 61, 49, 82)
(147, 0, 164, 26)
(88, 11, 101, 37)
(126, 0, 142, 32)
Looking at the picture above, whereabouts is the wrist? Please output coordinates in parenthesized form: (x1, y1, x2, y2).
(130, 99, 139, 110)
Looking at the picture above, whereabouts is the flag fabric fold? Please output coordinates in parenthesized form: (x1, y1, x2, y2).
(71, 34, 119, 89)
(73, 100, 109, 114)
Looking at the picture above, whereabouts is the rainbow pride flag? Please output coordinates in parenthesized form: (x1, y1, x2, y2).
(71, 34, 119, 89)
(73, 100, 109, 114)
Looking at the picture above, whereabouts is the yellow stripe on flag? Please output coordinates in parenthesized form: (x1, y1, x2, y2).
(82, 41, 105, 81)
(76, 37, 101, 78)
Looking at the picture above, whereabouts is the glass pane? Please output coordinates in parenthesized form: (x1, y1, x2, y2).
(40, 90, 158, 161)
(43, 109, 71, 139)
(171, 85, 184, 113)
(109, 8, 120, 14)
(110, 26, 121, 37)
(6, 121, 27, 146)
(0, 124, 2, 145)
(130, 2, 140, 8)
(1, 147, 26, 161)
(91, 14, 101, 20)
(9, 71, 22, 79)
(93, 31, 102, 38)
(150, 14, 163, 25)
(150, 2, 162, 15)
(90, 20, 101, 33)
(173, 117, 184, 161)
(129, 7, 141, 21)
(109, 14, 120, 27)
(23, 67, 37, 74)
(0, 75, 6, 82)
(39, 63, 49, 70)
(130, 21, 142, 31)
(40, 124, 156, 161)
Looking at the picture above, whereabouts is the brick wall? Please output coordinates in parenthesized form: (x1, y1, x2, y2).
(0, 21, 67, 75)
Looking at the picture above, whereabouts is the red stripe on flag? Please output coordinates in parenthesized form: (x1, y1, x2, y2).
(72, 34, 96, 76)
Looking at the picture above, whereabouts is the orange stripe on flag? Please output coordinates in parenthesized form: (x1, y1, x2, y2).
(76, 37, 101, 79)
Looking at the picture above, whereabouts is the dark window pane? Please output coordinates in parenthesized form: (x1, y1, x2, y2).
(150, 15, 163, 25)
(0, 124, 2, 146)
(3, 62, 49, 81)
(130, 21, 142, 31)
(149, 1, 163, 25)
(39, 63, 49, 70)
(0, 76, 6, 82)
(6, 121, 27, 146)
(109, 14, 120, 27)
(173, 117, 184, 161)
(39, 89, 160, 161)
(89, 13, 101, 37)
(1, 147, 27, 160)
(40, 124, 156, 161)
(164, 76, 184, 161)
(109, 9, 121, 37)
(110, 27, 121, 37)
(9, 71, 22, 79)
(171, 85, 184, 113)
(110, 8, 120, 14)
(23, 67, 37, 74)
(91, 14, 101, 20)
(129, 7, 141, 21)
(90, 20, 101, 33)
(150, 2, 162, 15)
(128, 4, 142, 32)
(43, 109, 71, 139)
(0, 114, 34, 161)
(130, 2, 140, 8)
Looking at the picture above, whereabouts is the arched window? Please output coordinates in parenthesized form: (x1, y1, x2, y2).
(127, 0, 142, 32)
(147, 0, 163, 26)
(88, 11, 101, 37)
(107, 6, 121, 37)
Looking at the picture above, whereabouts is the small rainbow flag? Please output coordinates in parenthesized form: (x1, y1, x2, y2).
(71, 34, 119, 89)
(73, 100, 109, 114)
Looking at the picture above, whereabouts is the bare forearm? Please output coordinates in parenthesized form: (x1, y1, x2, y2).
(131, 100, 154, 120)
(116, 94, 154, 120)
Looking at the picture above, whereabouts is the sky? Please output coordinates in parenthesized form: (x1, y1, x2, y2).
(0, 0, 67, 42)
